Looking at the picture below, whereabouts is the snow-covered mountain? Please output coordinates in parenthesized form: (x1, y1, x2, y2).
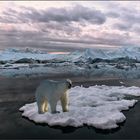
(107, 46, 140, 60)
(81, 46, 140, 61)
(3, 48, 48, 54)
(0, 46, 140, 78)
(0, 46, 140, 62)
(0, 48, 62, 61)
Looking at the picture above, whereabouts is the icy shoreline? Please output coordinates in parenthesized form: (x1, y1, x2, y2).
(0, 62, 140, 79)
(0, 47, 140, 79)
(19, 85, 140, 130)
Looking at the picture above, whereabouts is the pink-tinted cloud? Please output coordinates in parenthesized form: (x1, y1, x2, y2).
(0, 1, 140, 51)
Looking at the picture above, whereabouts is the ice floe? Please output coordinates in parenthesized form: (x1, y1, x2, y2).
(19, 85, 140, 129)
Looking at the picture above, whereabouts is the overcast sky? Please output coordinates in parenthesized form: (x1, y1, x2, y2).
(0, 1, 140, 52)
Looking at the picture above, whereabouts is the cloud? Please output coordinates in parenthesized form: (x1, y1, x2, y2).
(113, 22, 132, 31)
(108, 4, 140, 32)
(105, 12, 120, 18)
(0, 2, 140, 51)
(0, 28, 136, 52)
(131, 24, 140, 35)
(0, 4, 106, 25)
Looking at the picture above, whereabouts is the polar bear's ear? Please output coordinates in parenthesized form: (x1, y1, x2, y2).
(66, 79, 72, 89)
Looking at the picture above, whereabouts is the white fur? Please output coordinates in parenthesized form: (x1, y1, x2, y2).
(35, 79, 71, 114)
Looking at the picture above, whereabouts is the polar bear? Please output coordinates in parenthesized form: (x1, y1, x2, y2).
(35, 79, 72, 114)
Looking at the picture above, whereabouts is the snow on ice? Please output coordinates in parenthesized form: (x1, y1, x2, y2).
(19, 85, 140, 130)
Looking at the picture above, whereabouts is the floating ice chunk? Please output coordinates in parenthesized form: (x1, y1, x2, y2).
(19, 85, 140, 129)
(120, 81, 124, 84)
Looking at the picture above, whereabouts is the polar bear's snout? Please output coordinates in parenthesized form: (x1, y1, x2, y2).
(35, 79, 72, 114)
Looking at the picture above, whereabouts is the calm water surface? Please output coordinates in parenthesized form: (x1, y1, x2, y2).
(0, 76, 140, 139)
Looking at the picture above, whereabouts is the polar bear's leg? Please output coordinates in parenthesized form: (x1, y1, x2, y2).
(50, 101, 57, 113)
(44, 100, 48, 112)
(37, 97, 46, 114)
(61, 92, 69, 112)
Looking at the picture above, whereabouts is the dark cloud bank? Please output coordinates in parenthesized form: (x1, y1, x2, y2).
(0, 4, 139, 52)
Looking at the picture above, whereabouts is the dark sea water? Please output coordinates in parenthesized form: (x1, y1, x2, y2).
(0, 76, 140, 139)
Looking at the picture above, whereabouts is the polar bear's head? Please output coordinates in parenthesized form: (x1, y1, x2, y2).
(66, 79, 72, 89)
